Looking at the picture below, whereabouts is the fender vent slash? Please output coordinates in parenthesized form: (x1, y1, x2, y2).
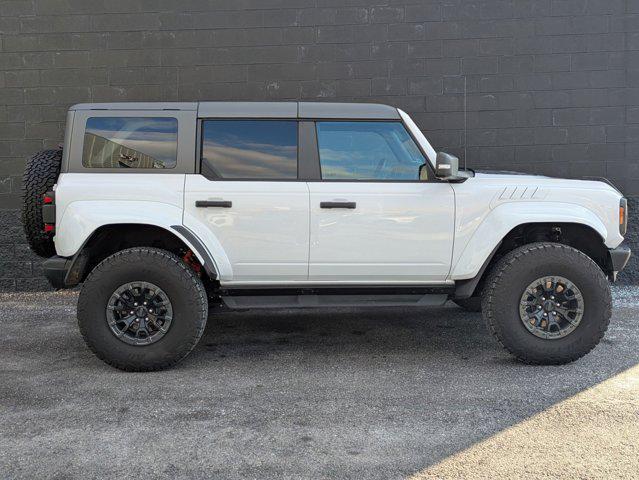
(491, 186, 545, 207)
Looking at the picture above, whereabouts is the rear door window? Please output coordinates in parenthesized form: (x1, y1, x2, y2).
(82, 117, 178, 169)
(200, 120, 298, 180)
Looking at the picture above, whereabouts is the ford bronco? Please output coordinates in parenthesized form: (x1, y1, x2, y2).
(22, 101, 630, 371)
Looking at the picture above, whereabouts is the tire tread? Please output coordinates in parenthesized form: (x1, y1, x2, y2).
(78, 247, 208, 372)
(481, 242, 611, 365)
(21, 149, 62, 258)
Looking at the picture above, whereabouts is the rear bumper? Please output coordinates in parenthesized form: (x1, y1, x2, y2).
(608, 245, 631, 280)
(43, 253, 88, 289)
(42, 256, 73, 289)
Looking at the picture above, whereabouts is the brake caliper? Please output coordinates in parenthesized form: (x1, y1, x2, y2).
(182, 250, 202, 276)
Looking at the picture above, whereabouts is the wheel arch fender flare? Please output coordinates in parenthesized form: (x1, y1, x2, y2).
(450, 202, 608, 281)
(169, 224, 218, 279)
(55, 200, 223, 282)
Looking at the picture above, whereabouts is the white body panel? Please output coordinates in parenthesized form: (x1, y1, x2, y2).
(183, 175, 310, 283)
(56, 170, 623, 285)
(308, 182, 455, 283)
(52, 104, 626, 288)
(53, 173, 205, 259)
(449, 173, 624, 279)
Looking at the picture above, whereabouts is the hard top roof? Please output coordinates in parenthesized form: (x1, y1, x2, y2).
(69, 101, 400, 120)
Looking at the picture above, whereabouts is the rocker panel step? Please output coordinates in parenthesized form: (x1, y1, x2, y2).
(220, 293, 449, 309)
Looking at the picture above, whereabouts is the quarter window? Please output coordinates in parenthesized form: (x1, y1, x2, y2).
(82, 117, 178, 169)
(201, 120, 298, 180)
(316, 121, 426, 181)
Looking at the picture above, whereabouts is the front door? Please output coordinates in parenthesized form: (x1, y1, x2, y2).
(308, 121, 455, 283)
(183, 119, 309, 283)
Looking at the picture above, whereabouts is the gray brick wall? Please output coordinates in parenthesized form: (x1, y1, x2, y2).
(1, 0, 638, 290)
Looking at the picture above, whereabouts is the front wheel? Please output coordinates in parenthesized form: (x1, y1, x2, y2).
(78, 247, 208, 371)
(482, 242, 611, 365)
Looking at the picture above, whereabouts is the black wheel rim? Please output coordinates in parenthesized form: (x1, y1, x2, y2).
(519, 276, 584, 340)
(106, 281, 173, 346)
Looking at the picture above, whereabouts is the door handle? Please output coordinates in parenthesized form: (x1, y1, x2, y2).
(195, 200, 232, 208)
(320, 201, 356, 209)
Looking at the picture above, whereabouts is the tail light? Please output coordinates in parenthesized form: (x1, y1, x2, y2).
(43, 190, 56, 234)
(619, 198, 628, 236)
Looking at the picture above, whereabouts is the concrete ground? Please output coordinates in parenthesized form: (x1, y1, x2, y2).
(1, 288, 638, 479)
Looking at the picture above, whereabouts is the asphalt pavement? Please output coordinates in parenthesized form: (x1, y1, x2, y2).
(1, 287, 638, 479)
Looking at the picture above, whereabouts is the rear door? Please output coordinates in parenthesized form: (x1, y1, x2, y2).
(308, 121, 455, 283)
(183, 118, 309, 283)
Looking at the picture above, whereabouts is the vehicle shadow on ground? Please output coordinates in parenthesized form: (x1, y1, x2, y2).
(197, 304, 491, 360)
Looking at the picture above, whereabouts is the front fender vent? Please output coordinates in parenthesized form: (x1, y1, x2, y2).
(491, 186, 545, 208)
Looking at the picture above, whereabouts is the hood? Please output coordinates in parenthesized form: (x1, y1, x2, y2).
(474, 169, 550, 178)
(472, 170, 622, 194)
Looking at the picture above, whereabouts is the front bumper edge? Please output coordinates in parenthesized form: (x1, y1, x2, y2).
(608, 245, 631, 281)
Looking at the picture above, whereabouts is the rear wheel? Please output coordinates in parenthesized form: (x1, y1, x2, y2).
(78, 247, 208, 371)
(21, 149, 62, 258)
(482, 242, 611, 365)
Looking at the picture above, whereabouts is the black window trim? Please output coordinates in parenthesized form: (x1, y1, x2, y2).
(198, 117, 301, 182)
(298, 120, 321, 180)
(195, 118, 202, 174)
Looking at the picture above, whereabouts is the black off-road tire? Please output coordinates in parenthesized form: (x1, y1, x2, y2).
(78, 247, 208, 371)
(452, 296, 482, 312)
(21, 149, 62, 258)
(482, 242, 611, 365)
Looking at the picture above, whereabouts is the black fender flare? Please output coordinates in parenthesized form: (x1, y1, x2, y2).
(171, 225, 218, 280)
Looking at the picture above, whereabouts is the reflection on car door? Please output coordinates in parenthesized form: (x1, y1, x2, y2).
(183, 119, 310, 283)
(308, 121, 455, 283)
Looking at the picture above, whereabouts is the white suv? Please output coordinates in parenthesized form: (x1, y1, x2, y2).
(22, 101, 630, 371)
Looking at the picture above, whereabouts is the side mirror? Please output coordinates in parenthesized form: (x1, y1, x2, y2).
(435, 152, 459, 179)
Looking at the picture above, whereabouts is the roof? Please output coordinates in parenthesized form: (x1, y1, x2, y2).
(69, 102, 198, 111)
(69, 101, 400, 120)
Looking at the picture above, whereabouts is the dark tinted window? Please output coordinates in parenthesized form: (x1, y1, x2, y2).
(201, 120, 297, 180)
(83, 117, 177, 169)
(316, 122, 425, 180)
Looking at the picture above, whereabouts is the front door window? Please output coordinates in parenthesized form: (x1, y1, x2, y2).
(316, 121, 425, 181)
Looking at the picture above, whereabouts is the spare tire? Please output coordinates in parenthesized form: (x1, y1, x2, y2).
(21, 149, 62, 258)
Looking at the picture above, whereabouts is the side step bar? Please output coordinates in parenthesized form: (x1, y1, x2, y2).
(218, 285, 453, 309)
